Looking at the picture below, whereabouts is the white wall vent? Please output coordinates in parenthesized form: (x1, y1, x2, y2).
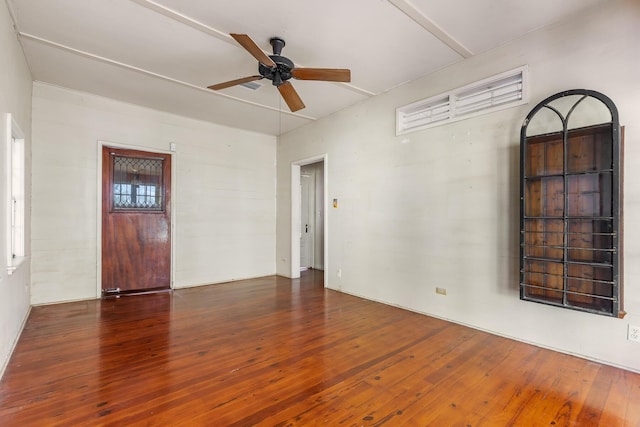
(240, 81, 262, 90)
(396, 65, 528, 135)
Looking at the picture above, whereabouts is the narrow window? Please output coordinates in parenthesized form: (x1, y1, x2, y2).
(5, 114, 25, 274)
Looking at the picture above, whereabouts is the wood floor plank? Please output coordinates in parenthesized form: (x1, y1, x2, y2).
(599, 367, 640, 427)
(1, 270, 638, 426)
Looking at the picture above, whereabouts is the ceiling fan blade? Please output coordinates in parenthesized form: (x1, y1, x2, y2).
(230, 33, 276, 67)
(278, 81, 305, 112)
(292, 68, 351, 82)
(207, 75, 263, 91)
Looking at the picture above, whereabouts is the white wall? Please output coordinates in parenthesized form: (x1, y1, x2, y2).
(277, 0, 640, 372)
(0, 1, 32, 376)
(31, 83, 276, 304)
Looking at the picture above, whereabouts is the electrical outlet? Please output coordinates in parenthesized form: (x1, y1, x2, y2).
(629, 325, 640, 342)
(337, 269, 342, 278)
(436, 287, 447, 296)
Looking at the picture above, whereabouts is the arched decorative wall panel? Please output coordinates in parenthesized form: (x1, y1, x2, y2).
(520, 89, 623, 317)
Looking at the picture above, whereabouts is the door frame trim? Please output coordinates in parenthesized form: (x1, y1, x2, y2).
(96, 140, 175, 297)
(291, 154, 328, 287)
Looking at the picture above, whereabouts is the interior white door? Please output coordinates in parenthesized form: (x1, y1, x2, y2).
(300, 173, 313, 270)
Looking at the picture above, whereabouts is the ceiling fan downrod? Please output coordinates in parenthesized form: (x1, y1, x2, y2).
(270, 37, 285, 56)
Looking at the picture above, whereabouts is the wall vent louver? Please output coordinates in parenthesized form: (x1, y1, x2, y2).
(240, 81, 262, 90)
(396, 66, 528, 135)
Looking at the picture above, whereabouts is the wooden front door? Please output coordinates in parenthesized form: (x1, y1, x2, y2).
(102, 147, 171, 294)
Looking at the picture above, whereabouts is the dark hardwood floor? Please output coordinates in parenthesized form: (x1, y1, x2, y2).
(1, 270, 639, 426)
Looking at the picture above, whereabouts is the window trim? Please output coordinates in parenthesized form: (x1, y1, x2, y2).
(396, 65, 529, 135)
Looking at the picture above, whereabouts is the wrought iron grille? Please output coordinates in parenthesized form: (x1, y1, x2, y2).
(112, 156, 164, 211)
(519, 89, 622, 317)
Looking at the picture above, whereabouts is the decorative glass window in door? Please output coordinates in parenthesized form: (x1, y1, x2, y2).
(520, 89, 623, 317)
(112, 156, 164, 211)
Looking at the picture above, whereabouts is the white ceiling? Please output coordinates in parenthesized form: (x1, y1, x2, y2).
(7, 0, 606, 135)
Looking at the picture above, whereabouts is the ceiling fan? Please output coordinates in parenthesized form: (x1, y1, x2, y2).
(208, 34, 351, 112)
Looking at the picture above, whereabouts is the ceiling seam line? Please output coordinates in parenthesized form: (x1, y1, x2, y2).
(18, 32, 316, 121)
(129, 0, 374, 98)
(128, 0, 236, 45)
(388, 0, 473, 59)
(4, 0, 36, 78)
(341, 83, 375, 97)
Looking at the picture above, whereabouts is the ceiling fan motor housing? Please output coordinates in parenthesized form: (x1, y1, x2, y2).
(259, 56, 294, 86)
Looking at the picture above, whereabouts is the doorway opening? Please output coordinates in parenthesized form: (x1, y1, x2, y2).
(300, 162, 324, 272)
(291, 154, 328, 287)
